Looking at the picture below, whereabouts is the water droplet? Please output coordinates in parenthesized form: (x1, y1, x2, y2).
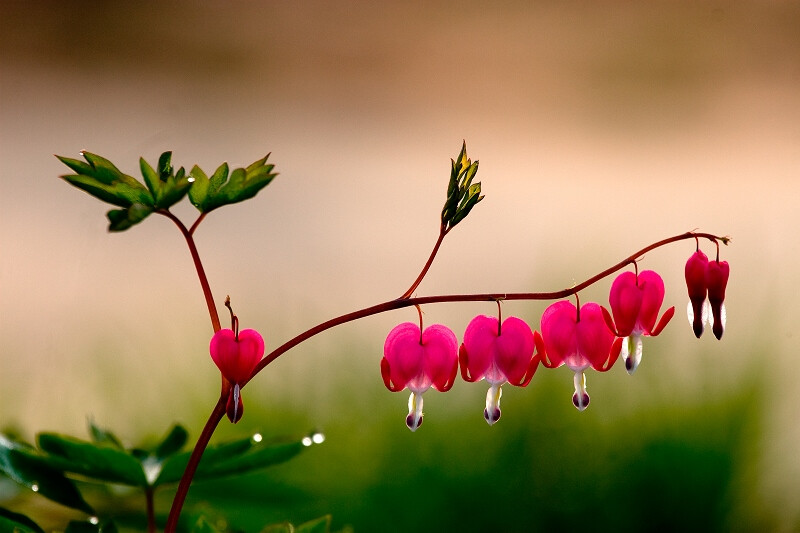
(311, 432, 325, 444)
(187, 176, 196, 183)
(31, 483, 39, 492)
(252, 433, 263, 443)
(89, 517, 100, 525)
(302, 436, 313, 447)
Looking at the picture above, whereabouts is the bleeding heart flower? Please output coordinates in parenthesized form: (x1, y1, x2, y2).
(210, 328, 265, 423)
(459, 315, 539, 425)
(685, 250, 729, 340)
(602, 270, 675, 374)
(705, 259, 729, 340)
(536, 300, 622, 411)
(381, 322, 458, 431)
(685, 250, 709, 338)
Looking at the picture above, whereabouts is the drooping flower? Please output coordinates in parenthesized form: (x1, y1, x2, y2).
(536, 300, 622, 411)
(602, 270, 675, 374)
(685, 250, 709, 338)
(210, 328, 265, 423)
(685, 250, 729, 340)
(705, 258, 730, 340)
(382, 322, 458, 431)
(459, 315, 539, 425)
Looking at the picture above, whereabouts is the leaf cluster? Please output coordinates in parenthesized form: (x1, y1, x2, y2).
(0, 421, 306, 528)
(58, 151, 277, 231)
(441, 141, 484, 231)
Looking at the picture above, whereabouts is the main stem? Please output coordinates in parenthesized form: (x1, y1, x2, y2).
(400, 224, 448, 299)
(166, 229, 728, 529)
(159, 210, 221, 333)
(164, 396, 226, 532)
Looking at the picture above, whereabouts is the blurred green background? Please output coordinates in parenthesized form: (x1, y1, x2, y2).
(1, 1, 798, 531)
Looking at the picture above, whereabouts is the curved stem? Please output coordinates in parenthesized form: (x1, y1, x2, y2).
(168, 229, 728, 527)
(189, 212, 208, 236)
(248, 231, 726, 380)
(400, 224, 448, 299)
(164, 396, 226, 532)
(159, 210, 221, 332)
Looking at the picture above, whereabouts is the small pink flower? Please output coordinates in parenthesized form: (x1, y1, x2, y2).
(536, 300, 622, 411)
(459, 315, 540, 425)
(210, 328, 265, 423)
(685, 250, 729, 340)
(382, 322, 458, 431)
(602, 270, 675, 374)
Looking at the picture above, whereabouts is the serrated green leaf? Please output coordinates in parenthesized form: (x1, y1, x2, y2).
(139, 157, 160, 198)
(153, 425, 188, 459)
(188, 165, 210, 208)
(107, 203, 153, 232)
(0, 507, 46, 533)
(59, 152, 153, 206)
(296, 515, 331, 533)
(154, 437, 252, 486)
(64, 520, 118, 533)
(157, 151, 173, 180)
(0, 435, 93, 514)
(189, 156, 277, 213)
(37, 433, 147, 487)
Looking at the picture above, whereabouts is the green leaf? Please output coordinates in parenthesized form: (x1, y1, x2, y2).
(155, 436, 303, 486)
(0, 507, 46, 533)
(107, 203, 153, 232)
(0, 435, 93, 514)
(58, 152, 153, 208)
(154, 436, 253, 486)
(64, 520, 118, 533)
(88, 420, 124, 450)
(37, 433, 147, 487)
(136, 152, 193, 211)
(188, 155, 277, 213)
(199, 440, 303, 478)
(296, 515, 332, 533)
(153, 425, 188, 459)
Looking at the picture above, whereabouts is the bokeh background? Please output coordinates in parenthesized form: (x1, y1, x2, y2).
(1, 1, 799, 531)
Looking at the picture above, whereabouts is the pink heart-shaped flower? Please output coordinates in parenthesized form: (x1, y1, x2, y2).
(382, 322, 458, 394)
(459, 315, 536, 386)
(210, 328, 265, 384)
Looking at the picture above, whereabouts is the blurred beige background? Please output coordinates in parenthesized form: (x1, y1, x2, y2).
(1, 0, 799, 527)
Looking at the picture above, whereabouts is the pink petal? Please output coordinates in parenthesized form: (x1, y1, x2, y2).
(636, 270, 666, 334)
(540, 300, 578, 369)
(609, 271, 641, 337)
(574, 303, 615, 371)
(460, 315, 498, 381)
(384, 322, 425, 390)
(494, 317, 535, 385)
(421, 324, 458, 392)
